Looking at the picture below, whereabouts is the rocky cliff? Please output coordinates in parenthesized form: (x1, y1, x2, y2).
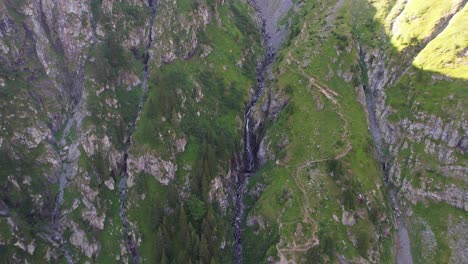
(0, 0, 262, 262)
(242, 0, 467, 263)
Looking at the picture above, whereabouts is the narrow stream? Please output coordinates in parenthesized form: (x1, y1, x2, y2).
(49, 45, 90, 264)
(232, 1, 280, 263)
(118, 1, 157, 263)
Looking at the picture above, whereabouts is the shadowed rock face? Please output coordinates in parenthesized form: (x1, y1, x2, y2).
(232, 1, 292, 263)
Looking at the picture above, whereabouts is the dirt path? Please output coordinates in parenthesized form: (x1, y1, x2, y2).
(274, 36, 353, 262)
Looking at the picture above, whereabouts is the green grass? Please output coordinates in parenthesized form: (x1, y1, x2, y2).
(2, 0, 466, 262)
(370, 0, 468, 78)
(125, 2, 263, 263)
(241, 0, 398, 261)
(386, 67, 467, 118)
(411, 201, 468, 263)
(413, 5, 468, 79)
(128, 173, 168, 263)
(386, 0, 457, 51)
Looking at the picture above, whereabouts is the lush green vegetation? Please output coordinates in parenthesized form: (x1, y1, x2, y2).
(241, 0, 395, 262)
(410, 202, 468, 263)
(1, 0, 466, 263)
(125, 2, 263, 263)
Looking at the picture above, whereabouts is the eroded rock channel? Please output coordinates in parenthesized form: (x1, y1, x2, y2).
(118, 1, 158, 263)
(358, 47, 414, 264)
(232, 0, 292, 262)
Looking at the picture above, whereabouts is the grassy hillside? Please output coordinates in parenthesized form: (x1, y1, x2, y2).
(125, 2, 263, 263)
(0, 0, 465, 263)
(242, 0, 467, 263)
(243, 0, 394, 262)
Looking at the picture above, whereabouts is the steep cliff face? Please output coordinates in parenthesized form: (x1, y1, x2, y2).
(0, 0, 153, 262)
(240, 0, 466, 263)
(0, 0, 262, 263)
(361, 1, 468, 263)
(242, 1, 394, 262)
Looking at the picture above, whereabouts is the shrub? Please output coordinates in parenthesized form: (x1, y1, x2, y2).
(187, 197, 206, 222)
(356, 229, 370, 257)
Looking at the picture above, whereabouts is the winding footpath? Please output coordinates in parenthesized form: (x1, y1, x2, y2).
(274, 24, 354, 262)
(233, 1, 353, 262)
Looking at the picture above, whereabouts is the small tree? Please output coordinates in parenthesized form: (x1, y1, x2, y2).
(199, 234, 210, 263)
(357, 229, 370, 257)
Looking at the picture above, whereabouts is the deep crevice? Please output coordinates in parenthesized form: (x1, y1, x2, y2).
(357, 44, 414, 264)
(232, 1, 279, 263)
(118, 1, 158, 263)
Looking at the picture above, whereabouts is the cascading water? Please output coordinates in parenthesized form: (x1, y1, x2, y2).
(232, 0, 291, 262)
(118, 1, 157, 263)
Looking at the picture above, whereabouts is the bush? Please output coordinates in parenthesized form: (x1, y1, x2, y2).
(187, 197, 206, 222)
(319, 231, 335, 258)
(285, 85, 294, 95)
(90, 0, 103, 21)
(343, 188, 355, 210)
(277, 188, 292, 205)
(229, 3, 260, 39)
(93, 34, 132, 84)
(326, 159, 344, 179)
(356, 229, 370, 257)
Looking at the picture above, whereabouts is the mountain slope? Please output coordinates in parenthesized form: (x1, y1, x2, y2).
(241, 0, 467, 263)
(0, 0, 466, 263)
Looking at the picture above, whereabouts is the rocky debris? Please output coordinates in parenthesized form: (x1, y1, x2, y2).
(252, 0, 293, 52)
(81, 209, 105, 230)
(121, 71, 141, 90)
(402, 182, 468, 211)
(439, 166, 468, 182)
(208, 176, 229, 213)
(0, 0, 211, 261)
(341, 70, 354, 83)
(14, 239, 36, 255)
(394, 221, 413, 264)
(200, 44, 213, 58)
(32, 0, 93, 62)
(104, 178, 115, 190)
(246, 214, 266, 232)
(342, 209, 355, 226)
(11, 126, 49, 149)
(257, 137, 273, 167)
(399, 113, 466, 164)
(420, 221, 437, 260)
(127, 152, 177, 186)
(360, 10, 467, 259)
(74, 174, 106, 230)
(151, 0, 211, 64)
(0, 200, 9, 217)
(175, 137, 187, 153)
(448, 216, 468, 264)
(457, 136, 468, 153)
(70, 222, 99, 259)
(81, 131, 123, 171)
(232, 0, 294, 261)
(333, 214, 340, 222)
(82, 134, 112, 156)
(21, 0, 93, 100)
(249, 182, 266, 199)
